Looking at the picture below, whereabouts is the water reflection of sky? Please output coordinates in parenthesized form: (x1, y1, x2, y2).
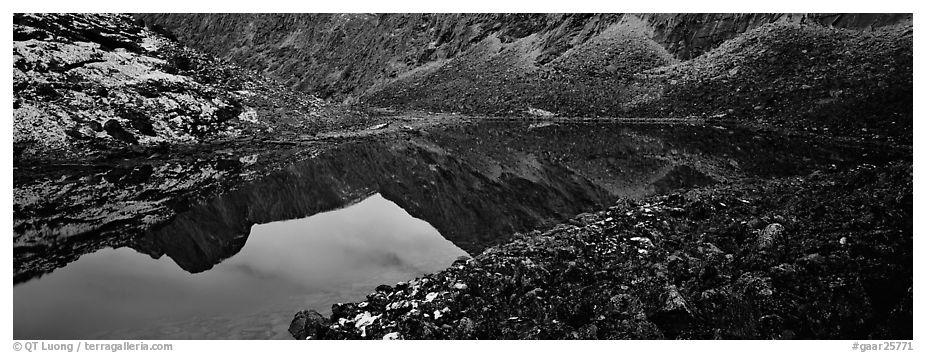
(14, 194, 468, 339)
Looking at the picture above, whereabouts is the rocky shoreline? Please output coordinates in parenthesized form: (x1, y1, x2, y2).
(290, 161, 912, 339)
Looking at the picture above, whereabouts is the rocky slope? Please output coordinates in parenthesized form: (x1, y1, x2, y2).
(13, 13, 338, 163)
(290, 161, 912, 339)
(636, 21, 912, 143)
(138, 13, 911, 141)
(136, 13, 907, 100)
(367, 19, 911, 143)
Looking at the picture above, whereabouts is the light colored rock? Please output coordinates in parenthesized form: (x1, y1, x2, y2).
(757, 223, 784, 249)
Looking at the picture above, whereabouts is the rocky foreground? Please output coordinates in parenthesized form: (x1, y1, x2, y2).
(290, 161, 911, 339)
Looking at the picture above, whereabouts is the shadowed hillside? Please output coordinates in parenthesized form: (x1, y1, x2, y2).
(137, 13, 912, 141)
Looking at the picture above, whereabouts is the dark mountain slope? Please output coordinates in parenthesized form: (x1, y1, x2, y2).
(137, 13, 911, 141)
(136, 13, 908, 101)
(635, 21, 912, 142)
(136, 14, 623, 100)
(366, 16, 676, 116)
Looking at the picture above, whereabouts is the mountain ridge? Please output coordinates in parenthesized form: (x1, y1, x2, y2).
(136, 13, 910, 101)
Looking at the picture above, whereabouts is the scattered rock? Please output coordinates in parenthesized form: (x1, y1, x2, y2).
(289, 161, 911, 340)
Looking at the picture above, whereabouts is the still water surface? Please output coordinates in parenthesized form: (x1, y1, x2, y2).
(14, 194, 467, 339)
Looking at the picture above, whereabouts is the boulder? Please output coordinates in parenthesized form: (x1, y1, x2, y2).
(289, 310, 330, 340)
(455, 317, 476, 339)
(649, 285, 693, 338)
(103, 119, 138, 144)
(757, 223, 784, 249)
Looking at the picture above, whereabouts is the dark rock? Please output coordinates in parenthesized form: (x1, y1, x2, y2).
(130, 119, 156, 136)
(123, 165, 154, 184)
(13, 26, 49, 41)
(699, 264, 720, 284)
(758, 314, 784, 338)
(64, 129, 85, 140)
(119, 109, 157, 136)
(165, 196, 191, 213)
(289, 310, 330, 340)
(455, 317, 476, 339)
(563, 261, 585, 282)
(215, 104, 243, 122)
(103, 167, 132, 184)
(797, 253, 824, 267)
(166, 54, 193, 73)
(103, 165, 153, 185)
(34, 82, 62, 100)
(746, 217, 765, 229)
(331, 302, 359, 321)
(577, 323, 598, 339)
(214, 159, 242, 171)
(87, 121, 103, 132)
(103, 119, 138, 144)
(365, 292, 388, 311)
(649, 285, 693, 339)
(92, 85, 109, 97)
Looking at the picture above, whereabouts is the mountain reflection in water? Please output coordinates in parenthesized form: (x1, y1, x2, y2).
(14, 194, 467, 339)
